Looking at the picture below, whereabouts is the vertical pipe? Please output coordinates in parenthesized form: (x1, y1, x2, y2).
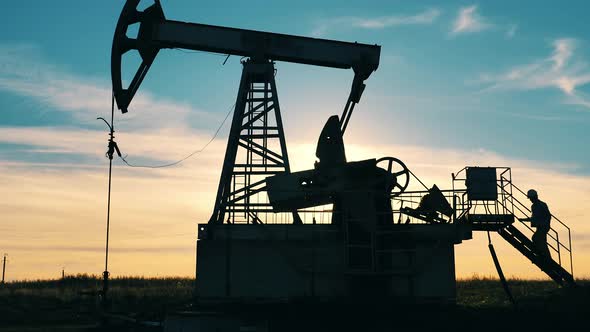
(569, 229, 574, 277)
(1, 254, 6, 284)
(453, 195, 457, 223)
(487, 232, 516, 306)
(102, 93, 115, 308)
(556, 232, 562, 265)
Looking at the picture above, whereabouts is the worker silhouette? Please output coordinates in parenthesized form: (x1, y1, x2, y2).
(525, 189, 552, 260)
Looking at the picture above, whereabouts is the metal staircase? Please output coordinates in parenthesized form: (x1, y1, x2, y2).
(498, 224, 574, 286)
(395, 166, 576, 286)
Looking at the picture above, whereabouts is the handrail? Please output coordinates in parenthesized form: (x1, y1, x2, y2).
(497, 178, 574, 277)
(399, 189, 466, 194)
(506, 185, 572, 255)
(496, 182, 565, 246)
(392, 189, 470, 225)
(495, 198, 562, 254)
(510, 182, 572, 231)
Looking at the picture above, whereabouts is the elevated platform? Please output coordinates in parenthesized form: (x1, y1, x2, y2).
(396, 166, 575, 287)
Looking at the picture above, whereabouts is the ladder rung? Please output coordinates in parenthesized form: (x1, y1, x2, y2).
(246, 97, 271, 102)
(234, 164, 286, 168)
(233, 171, 283, 175)
(240, 134, 281, 139)
(248, 126, 279, 130)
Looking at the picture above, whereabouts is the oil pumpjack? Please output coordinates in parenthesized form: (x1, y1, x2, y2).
(111, 0, 575, 309)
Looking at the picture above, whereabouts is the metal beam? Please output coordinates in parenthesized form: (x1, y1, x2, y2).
(111, 0, 381, 113)
(154, 20, 380, 71)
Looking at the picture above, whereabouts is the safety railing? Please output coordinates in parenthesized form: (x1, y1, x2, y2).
(451, 167, 515, 217)
(500, 177, 574, 276)
(391, 189, 468, 225)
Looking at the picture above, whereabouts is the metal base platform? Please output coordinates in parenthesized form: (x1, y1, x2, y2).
(195, 223, 470, 305)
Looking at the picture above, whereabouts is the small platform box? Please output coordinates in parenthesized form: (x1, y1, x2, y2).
(465, 167, 498, 201)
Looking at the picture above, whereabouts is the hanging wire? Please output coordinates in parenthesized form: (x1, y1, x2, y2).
(173, 47, 231, 65)
(408, 169, 430, 190)
(173, 48, 227, 57)
(118, 103, 235, 168)
(222, 54, 231, 65)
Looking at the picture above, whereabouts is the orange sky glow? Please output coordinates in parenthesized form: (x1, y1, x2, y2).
(2, 128, 588, 282)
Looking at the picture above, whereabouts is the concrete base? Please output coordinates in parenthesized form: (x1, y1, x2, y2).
(195, 223, 467, 304)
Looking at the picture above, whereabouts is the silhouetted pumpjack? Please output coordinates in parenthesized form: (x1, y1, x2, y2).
(109, 2, 576, 313)
(111, 0, 381, 225)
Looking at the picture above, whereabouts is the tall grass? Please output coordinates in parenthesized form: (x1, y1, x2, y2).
(1, 275, 588, 327)
(0, 274, 195, 326)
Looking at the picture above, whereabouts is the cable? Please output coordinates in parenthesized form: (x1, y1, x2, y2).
(172, 48, 234, 66)
(119, 103, 235, 168)
(173, 47, 227, 58)
(408, 169, 429, 190)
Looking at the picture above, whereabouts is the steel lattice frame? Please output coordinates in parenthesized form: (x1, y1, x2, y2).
(209, 60, 296, 224)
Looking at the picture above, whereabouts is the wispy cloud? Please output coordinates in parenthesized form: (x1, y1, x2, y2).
(312, 8, 440, 37)
(477, 38, 590, 109)
(0, 43, 235, 172)
(551, 38, 574, 71)
(449, 5, 517, 38)
(566, 91, 590, 109)
(0, 44, 216, 131)
(451, 5, 491, 35)
(0, 126, 227, 167)
(505, 24, 518, 39)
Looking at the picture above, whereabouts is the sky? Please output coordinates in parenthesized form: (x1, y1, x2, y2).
(1, 0, 589, 281)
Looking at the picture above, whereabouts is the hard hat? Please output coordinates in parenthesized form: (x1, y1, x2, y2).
(527, 189, 538, 198)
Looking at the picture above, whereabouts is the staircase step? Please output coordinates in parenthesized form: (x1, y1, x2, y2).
(498, 225, 575, 287)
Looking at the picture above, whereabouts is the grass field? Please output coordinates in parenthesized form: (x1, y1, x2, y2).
(0, 275, 588, 331)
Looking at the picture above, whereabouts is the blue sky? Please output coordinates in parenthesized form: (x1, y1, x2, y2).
(2, 0, 589, 172)
(1, 1, 589, 280)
